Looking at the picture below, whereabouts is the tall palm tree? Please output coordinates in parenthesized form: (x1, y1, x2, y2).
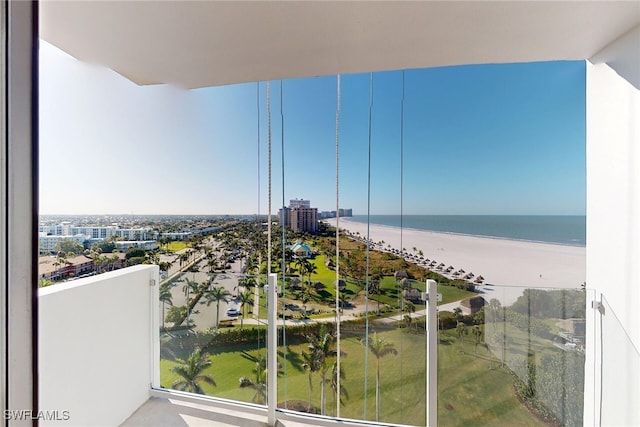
(403, 300, 416, 329)
(302, 348, 320, 412)
(295, 257, 309, 281)
(472, 324, 483, 353)
(362, 332, 398, 422)
(178, 252, 189, 271)
(159, 283, 173, 329)
(488, 298, 502, 330)
(237, 289, 253, 329)
(203, 285, 230, 330)
(305, 262, 317, 287)
(456, 321, 467, 352)
(328, 360, 348, 415)
(307, 326, 338, 415)
(239, 355, 268, 404)
(171, 348, 216, 394)
(182, 279, 200, 326)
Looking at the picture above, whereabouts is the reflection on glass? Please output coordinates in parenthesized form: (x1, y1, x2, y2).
(600, 296, 640, 426)
(159, 224, 267, 405)
(438, 286, 588, 427)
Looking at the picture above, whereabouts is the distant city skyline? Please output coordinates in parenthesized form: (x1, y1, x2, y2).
(40, 41, 585, 216)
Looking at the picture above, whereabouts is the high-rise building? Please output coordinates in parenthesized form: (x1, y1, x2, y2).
(289, 198, 311, 209)
(290, 206, 318, 233)
(279, 199, 318, 233)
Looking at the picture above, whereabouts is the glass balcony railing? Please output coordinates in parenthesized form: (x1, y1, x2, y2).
(158, 271, 592, 427)
(438, 285, 592, 427)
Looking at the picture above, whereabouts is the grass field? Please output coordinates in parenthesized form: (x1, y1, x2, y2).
(163, 241, 188, 252)
(160, 324, 551, 426)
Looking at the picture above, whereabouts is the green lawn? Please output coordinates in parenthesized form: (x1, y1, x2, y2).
(163, 241, 188, 252)
(437, 284, 477, 305)
(161, 325, 548, 426)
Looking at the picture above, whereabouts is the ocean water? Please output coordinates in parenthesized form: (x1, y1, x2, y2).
(347, 215, 586, 246)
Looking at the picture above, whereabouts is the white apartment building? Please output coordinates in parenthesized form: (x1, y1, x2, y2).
(39, 223, 156, 241)
(38, 234, 88, 254)
(114, 241, 159, 252)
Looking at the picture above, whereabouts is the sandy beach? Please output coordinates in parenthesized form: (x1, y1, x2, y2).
(325, 218, 586, 305)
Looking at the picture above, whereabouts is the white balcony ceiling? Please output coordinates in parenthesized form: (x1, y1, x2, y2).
(40, 1, 640, 89)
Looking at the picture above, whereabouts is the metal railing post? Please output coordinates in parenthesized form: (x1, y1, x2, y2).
(426, 279, 438, 426)
(267, 273, 278, 426)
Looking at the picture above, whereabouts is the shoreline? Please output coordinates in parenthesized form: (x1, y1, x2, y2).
(324, 218, 586, 305)
(336, 217, 586, 248)
(334, 219, 586, 248)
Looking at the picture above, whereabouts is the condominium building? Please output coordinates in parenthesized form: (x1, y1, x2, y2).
(289, 198, 310, 209)
(290, 206, 318, 233)
(279, 199, 318, 233)
(38, 234, 88, 254)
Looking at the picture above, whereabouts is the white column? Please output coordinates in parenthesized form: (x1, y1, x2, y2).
(3, 2, 37, 425)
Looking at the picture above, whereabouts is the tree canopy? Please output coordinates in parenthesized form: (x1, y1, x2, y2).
(53, 238, 84, 255)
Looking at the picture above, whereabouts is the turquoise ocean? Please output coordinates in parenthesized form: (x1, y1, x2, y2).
(346, 215, 586, 247)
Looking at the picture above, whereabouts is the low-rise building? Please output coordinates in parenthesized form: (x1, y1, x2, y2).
(114, 240, 159, 252)
(38, 234, 88, 254)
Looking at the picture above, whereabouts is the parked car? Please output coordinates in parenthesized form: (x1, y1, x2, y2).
(226, 307, 240, 317)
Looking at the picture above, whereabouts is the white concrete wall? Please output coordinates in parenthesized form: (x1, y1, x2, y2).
(586, 26, 640, 425)
(39, 265, 159, 426)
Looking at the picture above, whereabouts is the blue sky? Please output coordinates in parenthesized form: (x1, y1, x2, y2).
(40, 41, 585, 215)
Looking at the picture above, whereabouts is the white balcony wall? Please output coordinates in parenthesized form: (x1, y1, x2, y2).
(586, 24, 640, 426)
(39, 265, 159, 426)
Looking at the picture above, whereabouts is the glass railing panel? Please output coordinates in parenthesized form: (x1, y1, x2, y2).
(159, 254, 267, 405)
(276, 274, 428, 426)
(438, 284, 590, 427)
(600, 295, 640, 426)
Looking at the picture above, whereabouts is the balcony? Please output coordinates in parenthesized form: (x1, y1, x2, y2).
(3, 2, 639, 426)
(38, 265, 639, 427)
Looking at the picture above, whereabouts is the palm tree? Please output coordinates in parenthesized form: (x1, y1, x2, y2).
(328, 360, 348, 415)
(302, 347, 320, 412)
(488, 298, 502, 330)
(305, 262, 317, 287)
(171, 348, 216, 394)
(144, 250, 160, 265)
(453, 306, 463, 321)
(403, 314, 413, 330)
(307, 326, 337, 415)
(159, 283, 173, 329)
(362, 332, 398, 422)
(472, 324, 483, 353)
(178, 252, 189, 271)
(403, 300, 416, 330)
(456, 321, 467, 352)
(239, 354, 268, 404)
(207, 258, 217, 273)
(301, 291, 310, 318)
(203, 285, 230, 330)
(182, 279, 199, 327)
(237, 289, 253, 329)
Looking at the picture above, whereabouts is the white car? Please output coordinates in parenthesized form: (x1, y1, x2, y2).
(226, 307, 240, 317)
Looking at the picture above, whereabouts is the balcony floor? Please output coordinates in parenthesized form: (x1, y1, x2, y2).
(121, 397, 313, 427)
